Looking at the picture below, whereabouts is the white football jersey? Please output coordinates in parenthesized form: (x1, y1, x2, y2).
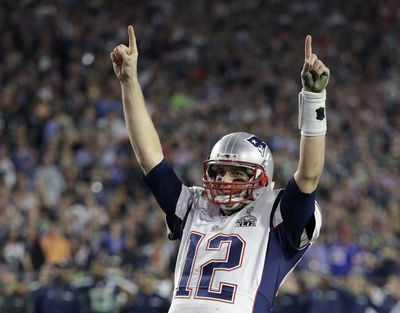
(167, 185, 321, 313)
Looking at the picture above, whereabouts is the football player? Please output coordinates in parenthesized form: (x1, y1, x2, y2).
(111, 25, 329, 313)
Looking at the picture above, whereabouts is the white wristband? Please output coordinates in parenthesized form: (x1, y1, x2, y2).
(298, 89, 327, 136)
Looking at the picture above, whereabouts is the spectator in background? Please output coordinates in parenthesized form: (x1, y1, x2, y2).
(12, 172, 40, 219)
(84, 258, 133, 313)
(0, 0, 399, 311)
(34, 263, 82, 313)
(40, 225, 71, 265)
(2, 228, 26, 272)
(34, 149, 66, 212)
(0, 270, 33, 313)
(327, 223, 361, 277)
(274, 274, 308, 313)
(23, 226, 45, 273)
(121, 236, 142, 270)
(380, 274, 400, 313)
(10, 125, 38, 176)
(344, 273, 380, 313)
(130, 270, 171, 313)
(0, 145, 16, 189)
(101, 221, 125, 256)
(305, 274, 348, 313)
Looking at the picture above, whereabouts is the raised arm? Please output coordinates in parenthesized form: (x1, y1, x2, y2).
(294, 35, 330, 193)
(110, 25, 163, 174)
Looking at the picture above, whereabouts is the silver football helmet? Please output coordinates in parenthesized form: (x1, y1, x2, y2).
(203, 132, 274, 211)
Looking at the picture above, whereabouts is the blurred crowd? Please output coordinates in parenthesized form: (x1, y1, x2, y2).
(0, 0, 399, 312)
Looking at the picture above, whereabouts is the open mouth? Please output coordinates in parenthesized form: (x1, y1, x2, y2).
(216, 189, 242, 196)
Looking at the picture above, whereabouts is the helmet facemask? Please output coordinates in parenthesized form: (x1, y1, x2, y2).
(203, 160, 268, 211)
(203, 132, 274, 211)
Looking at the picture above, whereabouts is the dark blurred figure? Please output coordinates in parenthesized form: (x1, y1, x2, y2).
(0, 270, 33, 313)
(101, 221, 125, 256)
(33, 263, 82, 313)
(327, 224, 360, 277)
(129, 270, 170, 313)
(305, 274, 349, 313)
(24, 226, 45, 273)
(379, 274, 400, 313)
(2, 228, 26, 272)
(343, 274, 380, 313)
(274, 274, 307, 313)
(121, 236, 142, 269)
(84, 258, 129, 313)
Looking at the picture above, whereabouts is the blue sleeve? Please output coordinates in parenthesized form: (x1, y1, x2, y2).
(279, 177, 316, 248)
(142, 159, 182, 216)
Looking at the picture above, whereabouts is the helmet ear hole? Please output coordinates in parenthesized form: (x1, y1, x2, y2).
(207, 165, 217, 179)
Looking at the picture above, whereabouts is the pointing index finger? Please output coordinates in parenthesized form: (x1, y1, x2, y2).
(305, 35, 312, 61)
(128, 25, 135, 55)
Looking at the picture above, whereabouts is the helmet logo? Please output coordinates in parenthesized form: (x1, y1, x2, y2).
(246, 136, 267, 157)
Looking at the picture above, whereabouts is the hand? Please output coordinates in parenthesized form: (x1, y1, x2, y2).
(301, 35, 330, 92)
(110, 25, 138, 82)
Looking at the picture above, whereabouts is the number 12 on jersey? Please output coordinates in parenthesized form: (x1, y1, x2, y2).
(176, 232, 246, 303)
